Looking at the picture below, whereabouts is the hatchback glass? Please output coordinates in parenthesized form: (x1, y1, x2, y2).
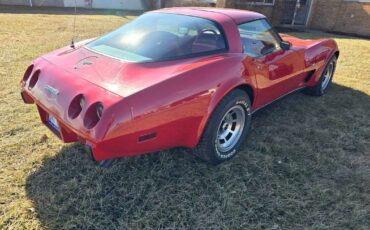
(86, 13, 227, 62)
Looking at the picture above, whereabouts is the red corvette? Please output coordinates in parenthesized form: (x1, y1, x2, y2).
(20, 8, 339, 166)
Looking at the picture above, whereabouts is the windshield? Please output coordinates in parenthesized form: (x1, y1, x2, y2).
(86, 13, 227, 62)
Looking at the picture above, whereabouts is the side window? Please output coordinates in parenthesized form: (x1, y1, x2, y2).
(153, 18, 226, 54)
(238, 19, 281, 57)
(191, 21, 226, 54)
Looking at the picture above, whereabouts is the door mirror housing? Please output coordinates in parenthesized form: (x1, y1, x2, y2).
(280, 41, 292, 51)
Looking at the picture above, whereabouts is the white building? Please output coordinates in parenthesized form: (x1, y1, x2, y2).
(0, 0, 152, 10)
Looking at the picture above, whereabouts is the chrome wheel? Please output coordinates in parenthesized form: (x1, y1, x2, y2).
(321, 61, 334, 90)
(216, 105, 246, 153)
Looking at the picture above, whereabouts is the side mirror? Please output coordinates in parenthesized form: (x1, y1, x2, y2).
(280, 41, 292, 51)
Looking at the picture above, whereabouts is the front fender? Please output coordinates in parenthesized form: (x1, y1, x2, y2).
(305, 39, 339, 86)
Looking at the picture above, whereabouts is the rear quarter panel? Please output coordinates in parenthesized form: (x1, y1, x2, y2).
(93, 13, 251, 159)
(95, 54, 254, 159)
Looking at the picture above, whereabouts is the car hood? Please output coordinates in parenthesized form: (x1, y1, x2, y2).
(41, 40, 226, 98)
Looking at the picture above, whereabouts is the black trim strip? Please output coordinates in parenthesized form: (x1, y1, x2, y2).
(304, 70, 316, 82)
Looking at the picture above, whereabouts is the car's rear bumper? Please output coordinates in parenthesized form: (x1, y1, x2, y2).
(21, 89, 112, 160)
(21, 89, 173, 161)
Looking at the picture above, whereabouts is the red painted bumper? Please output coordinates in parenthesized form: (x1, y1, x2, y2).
(20, 90, 115, 161)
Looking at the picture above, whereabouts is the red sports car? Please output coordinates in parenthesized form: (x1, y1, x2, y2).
(20, 8, 339, 166)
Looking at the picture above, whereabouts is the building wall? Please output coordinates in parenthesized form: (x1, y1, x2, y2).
(0, 0, 29, 6)
(216, 0, 287, 26)
(63, 0, 91, 8)
(92, 0, 144, 10)
(217, 0, 370, 37)
(0, 0, 145, 10)
(165, 0, 215, 7)
(0, 0, 63, 6)
(2, 0, 369, 36)
(308, 0, 370, 36)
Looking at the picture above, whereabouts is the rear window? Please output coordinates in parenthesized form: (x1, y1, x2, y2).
(86, 13, 227, 62)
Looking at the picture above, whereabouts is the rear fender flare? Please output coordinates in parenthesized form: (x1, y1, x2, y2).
(194, 77, 255, 146)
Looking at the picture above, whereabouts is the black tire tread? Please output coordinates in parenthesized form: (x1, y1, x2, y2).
(304, 56, 337, 96)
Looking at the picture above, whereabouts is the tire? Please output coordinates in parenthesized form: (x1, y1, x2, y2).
(304, 56, 337, 96)
(194, 89, 252, 165)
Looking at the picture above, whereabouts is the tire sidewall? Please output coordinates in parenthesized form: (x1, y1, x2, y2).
(319, 56, 337, 94)
(210, 93, 251, 162)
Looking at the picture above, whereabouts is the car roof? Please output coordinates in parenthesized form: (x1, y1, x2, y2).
(153, 7, 265, 25)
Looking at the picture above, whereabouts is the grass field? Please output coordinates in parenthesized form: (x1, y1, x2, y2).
(0, 6, 370, 230)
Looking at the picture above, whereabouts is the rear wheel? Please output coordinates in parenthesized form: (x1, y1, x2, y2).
(194, 89, 252, 165)
(304, 56, 337, 96)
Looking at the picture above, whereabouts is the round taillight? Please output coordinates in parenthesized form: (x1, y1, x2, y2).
(68, 94, 85, 119)
(22, 64, 34, 82)
(84, 102, 104, 129)
(28, 70, 40, 89)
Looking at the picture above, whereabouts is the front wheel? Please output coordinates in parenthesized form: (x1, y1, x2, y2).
(304, 56, 337, 96)
(194, 89, 252, 165)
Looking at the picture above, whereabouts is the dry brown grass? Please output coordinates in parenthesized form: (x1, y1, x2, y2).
(0, 6, 370, 230)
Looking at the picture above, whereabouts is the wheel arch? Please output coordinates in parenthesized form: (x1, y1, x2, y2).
(235, 84, 255, 107)
(194, 82, 256, 147)
(312, 49, 339, 83)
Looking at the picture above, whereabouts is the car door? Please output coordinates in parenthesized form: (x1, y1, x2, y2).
(239, 19, 305, 108)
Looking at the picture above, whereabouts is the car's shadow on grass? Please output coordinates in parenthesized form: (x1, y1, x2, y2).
(26, 84, 370, 229)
